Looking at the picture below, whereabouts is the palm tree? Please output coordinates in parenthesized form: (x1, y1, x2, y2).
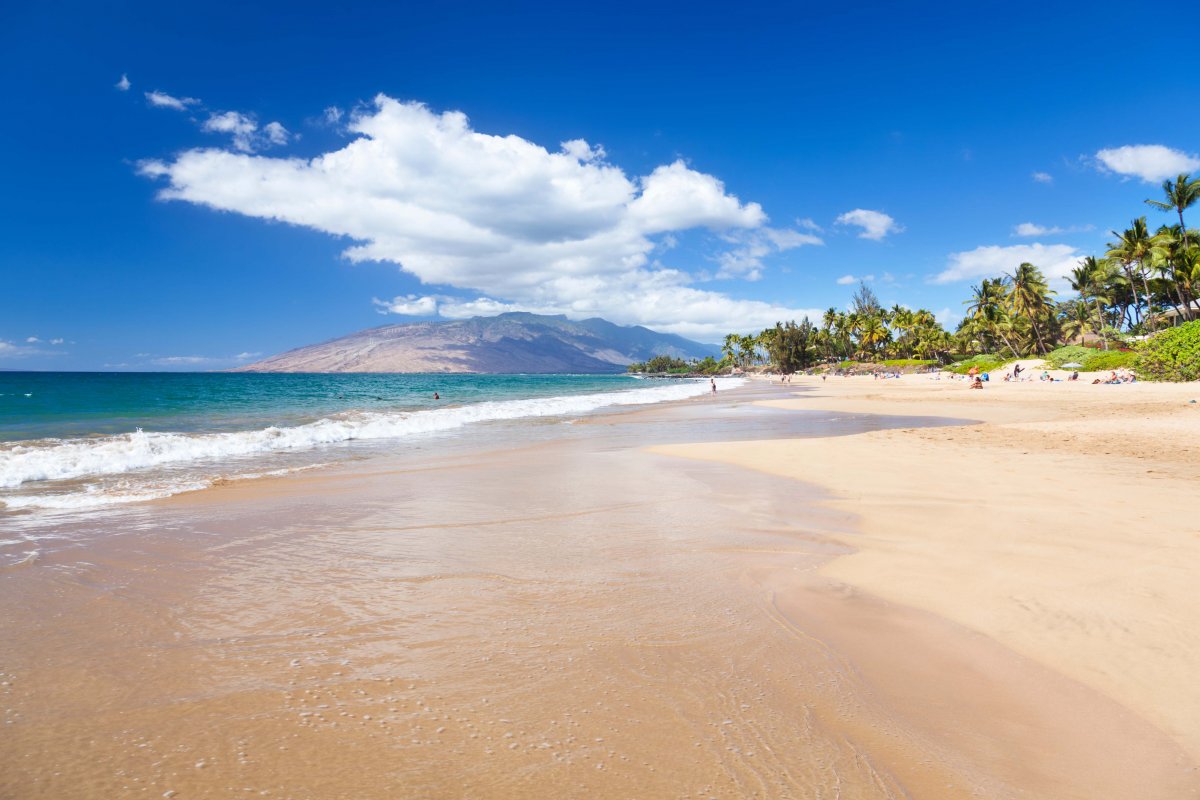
(964, 278, 1019, 356)
(1106, 217, 1164, 327)
(721, 333, 740, 366)
(1146, 173, 1199, 250)
(1007, 263, 1055, 354)
(1068, 256, 1118, 349)
(1058, 299, 1093, 343)
(855, 314, 890, 359)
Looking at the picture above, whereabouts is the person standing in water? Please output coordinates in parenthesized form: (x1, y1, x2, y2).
(710, 377, 717, 395)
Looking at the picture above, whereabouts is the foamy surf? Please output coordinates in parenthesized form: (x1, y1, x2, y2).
(1, 378, 741, 511)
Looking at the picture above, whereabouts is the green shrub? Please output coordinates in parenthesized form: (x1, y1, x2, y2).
(1134, 321, 1200, 381)
(879, 359, 937, 367)
(1083, 350, 1136, 371)
(947, 354, 1008, 374)
(1044, 346, 1095, 369)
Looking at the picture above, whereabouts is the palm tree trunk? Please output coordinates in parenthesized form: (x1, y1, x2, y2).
(1092, 298, 1108, 350)
(1123, 265, 1143, 326)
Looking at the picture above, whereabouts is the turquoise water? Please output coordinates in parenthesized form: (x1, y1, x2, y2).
(0, 371, 731, 515)
(0, 372, 650, 441)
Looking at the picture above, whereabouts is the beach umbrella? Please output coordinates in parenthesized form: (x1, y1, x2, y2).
(1061, 362, 1084, 369)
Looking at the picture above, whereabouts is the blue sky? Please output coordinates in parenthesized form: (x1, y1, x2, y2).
(3, 0, 1198, 369)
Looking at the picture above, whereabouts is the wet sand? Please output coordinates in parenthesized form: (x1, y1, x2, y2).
(2, 381, 1198, 798)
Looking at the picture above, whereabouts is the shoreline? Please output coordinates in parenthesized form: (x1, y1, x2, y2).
(3, 379, 1198, 797)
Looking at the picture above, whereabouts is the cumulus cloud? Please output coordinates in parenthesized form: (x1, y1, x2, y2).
(1095, 145, 1200, 184)
(145, 90, 199, 111)
(373, 294, 441, 316)
(323, 106, 343, 125)
(836, 274, 874, 285)
(139, 95, 822, 340)
(934, 243, 1083, 286)
(1031, 171, 1053, 184)
(835, 209, 903, 241)
(115, 74, 131, 91)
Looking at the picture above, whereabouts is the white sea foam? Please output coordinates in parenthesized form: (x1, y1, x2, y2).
(0, 378, 742, 496)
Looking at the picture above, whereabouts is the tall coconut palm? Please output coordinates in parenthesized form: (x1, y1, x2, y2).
(1007, 263, 1056, 354)
(1068, 256, 1118, 348)
(722, 333, 740, 365)
(1146, 173, 1199, 250)
(964, 278, 1019, 356)
(1058, 299, 1093, 344)
(855, 314, 890, 359)
(1106, 217, 1164, 327)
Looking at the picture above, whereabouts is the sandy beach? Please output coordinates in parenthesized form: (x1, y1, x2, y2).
(3, 376, 1198, 798)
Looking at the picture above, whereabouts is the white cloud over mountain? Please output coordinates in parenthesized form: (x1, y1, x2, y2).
(1095, 145, 1200, 184)
(140, 96, 823, 340)
(835, 209, 903, 240)
(934, 243, 1082, 287)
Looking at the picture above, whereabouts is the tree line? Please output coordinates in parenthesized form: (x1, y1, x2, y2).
(630, 174, 1198, 374)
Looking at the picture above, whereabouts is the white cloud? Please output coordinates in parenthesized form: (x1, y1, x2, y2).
(560, 138, 606, 163)
(797, 217, 823, 233)
(115, 74, 131, 91)
(139, 95, 822, 341)
(836, 274, 874, 285)
(1031, 171, 1053, 184)
(374, 294, 441, 316)
(0, 338, 60, 359)
(716, 226, 822, 280)
(935, 307, 960, 327)
(1014, 222, 1063, 237)
(835, 208, 903, 241)
(324, 106, 343, 125)
(152, 356, 217, 365)
(145, 90, 199, 111)
(1013, 222, 1094, 237)
(202, 112, 252, 150)
(1095, 145, 1200, 184)
(263, 121, 290, 146)
(150, 353, 257, 366)
(200, 111, 290, 152)
(50, 338, 64, 345)
(934, 243, 1082, 287)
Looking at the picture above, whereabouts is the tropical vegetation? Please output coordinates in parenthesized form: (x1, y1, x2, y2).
(630, 175, 1198, 380)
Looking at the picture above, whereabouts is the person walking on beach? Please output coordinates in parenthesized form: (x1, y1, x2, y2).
(710, 377, 717, 395)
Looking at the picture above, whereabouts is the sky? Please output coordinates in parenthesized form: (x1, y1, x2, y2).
(2, 0, 1198, 370)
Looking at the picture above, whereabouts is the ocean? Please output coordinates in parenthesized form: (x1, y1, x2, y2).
(0, 372, 738, 517)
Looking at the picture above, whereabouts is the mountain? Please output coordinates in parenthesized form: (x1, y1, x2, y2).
(235, 313, 719, 373)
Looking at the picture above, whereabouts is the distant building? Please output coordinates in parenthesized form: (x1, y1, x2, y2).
(1150, 301, 1200, 327)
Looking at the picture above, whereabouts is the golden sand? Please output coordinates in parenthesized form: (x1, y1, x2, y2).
(2, 378, 1198, 798)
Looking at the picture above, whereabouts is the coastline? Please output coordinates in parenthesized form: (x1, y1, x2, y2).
(3, 378, 1198, 798)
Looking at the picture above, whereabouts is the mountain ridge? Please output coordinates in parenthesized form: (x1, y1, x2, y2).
(235, 313, 718, 374)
